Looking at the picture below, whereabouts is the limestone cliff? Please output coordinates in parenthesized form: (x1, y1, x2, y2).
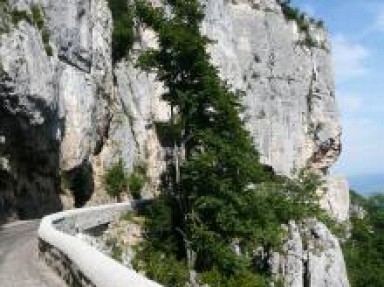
(108, 0, 350, 221)
(0, 0, 114, 214)
(272, 220, 349, 287)
(0, 0, 350, 286)
(202, 0, 349, 222)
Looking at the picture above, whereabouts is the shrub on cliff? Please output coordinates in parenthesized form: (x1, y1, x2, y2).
(104, 160, 128, 201)
(104, 161, 147, 201)
(107, 0, 135, 63)
(31, 4, 44, 30)
(127, 165, 147, 200)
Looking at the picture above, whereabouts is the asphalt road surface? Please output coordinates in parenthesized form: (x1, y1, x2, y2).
(0, 220, 66, 287)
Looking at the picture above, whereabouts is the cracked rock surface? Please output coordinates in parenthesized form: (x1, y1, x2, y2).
(271, 220, 350, 287)
(0, 1, 350, 285)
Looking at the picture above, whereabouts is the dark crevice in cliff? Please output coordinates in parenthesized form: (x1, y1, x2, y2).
(62, 161, 94, 208)
(303, 257, 310, 287)
(0, 74, 63, 220)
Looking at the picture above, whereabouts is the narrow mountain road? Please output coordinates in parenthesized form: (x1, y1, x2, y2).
(0, 220, 66, 287)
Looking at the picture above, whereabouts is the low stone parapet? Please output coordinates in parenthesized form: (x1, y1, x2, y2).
(38, 202, 161, 287)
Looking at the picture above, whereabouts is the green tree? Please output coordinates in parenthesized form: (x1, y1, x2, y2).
(103, 160, 128, 201)
(135, 0, 271, 272)
(132, 0, 323, 285)
(108, 0, 135, 62)
(127, 165, 147, 200)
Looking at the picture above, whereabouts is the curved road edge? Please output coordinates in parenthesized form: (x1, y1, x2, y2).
(38, 202, 162, 287)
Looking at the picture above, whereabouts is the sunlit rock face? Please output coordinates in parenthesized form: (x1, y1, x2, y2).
(203, 0, 339, 176)
(271, 220, 350, 287)
(1, 0, 347, 214)
(100, 0, 348, 220)
(0, 20, 62, 220)
(0, 1, 350, 285)
(0, 0, 113, 216)
(201, 0, 348, 222)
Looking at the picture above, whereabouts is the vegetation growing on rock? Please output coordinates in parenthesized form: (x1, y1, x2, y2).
(343, 191, 384, 287)
(277, 0, 324, 48)
(117, 0, 328, 285)
(104, 160, 128, 201)
(278, 0, 323, 30)
(127, 165, 147, 200)
(2, 2, 53, 57)
(0, 0, 10, 34)
(31, 4, 44, 30)
(10, 9, 32, 26)
(107, 0, 135, 63)
(103, 161, 147, 201)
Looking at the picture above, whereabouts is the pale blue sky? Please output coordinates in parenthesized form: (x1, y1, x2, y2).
(293, 0, 384, 176)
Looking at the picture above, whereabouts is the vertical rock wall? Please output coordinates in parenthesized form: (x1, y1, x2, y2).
(0, 0, 115, 217)
(0, 1, 351, 285)
(0, 11, 62, 220)
(271, 220, 350, 287)
(201, 0, 349, 222)
(0, 0, 349, 225)
(99, 0, 350, 220)
(203, 0, 339, 175)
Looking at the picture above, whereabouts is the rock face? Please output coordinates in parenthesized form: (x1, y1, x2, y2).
(0, 0, 350, 285)
(0, 12, 62, 220)
(203, 0, 336, 175)
(272, 220, 350, 287)
(0, 0, 348, 215)
(0, 0, 114, 215)
(107, 0, 350, 219)
(201, 0, 349, 221)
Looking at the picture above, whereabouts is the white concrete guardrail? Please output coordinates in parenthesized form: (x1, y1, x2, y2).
(38, 202, 161, 287)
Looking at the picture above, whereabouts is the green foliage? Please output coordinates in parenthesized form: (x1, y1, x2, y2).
(201, 267, 268, 287)
(343, 192, 384, 287)
(104, 160, 128, 200)
(127, 165, 147, 199)
(111, 245, 123, 261)
(104, 161, 147, 200)
(41, 27, 53, 56)
(154, 121, 181, 146)
(9, 4, 53, 57)
(44, 43, 53, 57)
(120, 211, 136, 222)
(128, 1, 326, 285)
(279, 0, 323, 28)
(11, 9, 32, 26)
(132, 197, 188, 285)
(0, 0, 10, 33)
(134, 180, 321, 286)
(298, 35, 317, 48)
(0, 7, 11, 35)
(41, 29, 50, 44)
(31, 4, 44, 30)
(133, 248, 189, 287)
(278, 0, 323, 48)
(349, 189, 368, 207)
(107, 0, 135, 63)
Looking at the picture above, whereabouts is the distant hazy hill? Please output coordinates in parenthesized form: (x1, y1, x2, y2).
(348, 173, 384, 195)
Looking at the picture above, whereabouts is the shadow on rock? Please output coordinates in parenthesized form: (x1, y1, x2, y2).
(62, 160, 95, 208)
